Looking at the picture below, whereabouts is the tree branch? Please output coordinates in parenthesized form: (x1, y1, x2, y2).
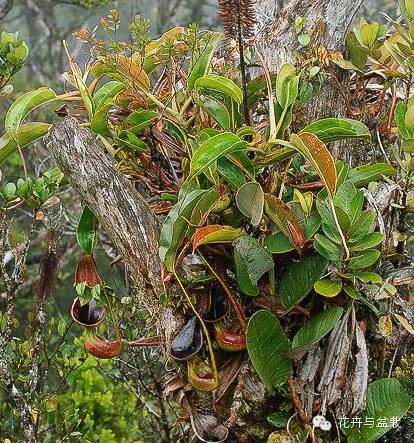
(44, 118, 163, 314)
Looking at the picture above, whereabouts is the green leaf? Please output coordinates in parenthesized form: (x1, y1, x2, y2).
(348, 163, 397, 187)
(233, 236, 273, 296)
(348, 249, 380, 270)
(185, 188, 220, 238)
(93, 80, 125, 111)
(343, 378, 411, 443)
(2, 182, 16, 201)
(247, 310, 292, 390)
(280, 254, 328, 310)
(301, 118, 371, 143)
(348, 210, 376, 242)
(57, 318, 66, 337)
(192, 224, 244, 249)
(276, 63, 299, 109)
(346, 31, 367, 70)
(356, 271, 383, 284)
(5, 87, 56, 136)
(407, 0, 414, 19)
(187, 31, 222, 90)
(116, 131, 148, 152)
(217, 151, 254, 190)
(235, 182, 264, 227)
(190, 132, 246, 177)
(333, 180, 364, 224)
(196, 94, 231, 129)
(247, 72, 278, 107)
(395, 102, 411, 139)
(90, 103, 112, 136)
(195, 74, 243, 105)
(314, 279, 343, 297)
(289, 307, 344, 359)
(0, 122, 51, 165)
(71, 63, 95, 118)
(298, 33, 311, 46)
(124, 110, 159, 135)
(299, 81, 313, 104)
(314, 233, 343, 261)
(350, 232, 384, 252)
(159, 187, 211, 272)
(77, 206, 98, 254)
(290, 132, 337, 198)
(265, 206, 321, 254)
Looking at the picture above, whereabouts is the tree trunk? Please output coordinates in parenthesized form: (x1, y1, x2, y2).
(255, 0, 363, 158)
(44, 118, 173, 327)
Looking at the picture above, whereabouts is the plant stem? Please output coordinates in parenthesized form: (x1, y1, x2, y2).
(330, 198, 350, 260)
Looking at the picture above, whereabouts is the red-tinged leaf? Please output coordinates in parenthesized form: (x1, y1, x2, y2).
(290, 132, 337, 198)
(264, 194, 305, 250)
(192, 224, 245, 250)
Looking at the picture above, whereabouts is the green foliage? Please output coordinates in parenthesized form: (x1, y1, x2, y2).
(3, 8, 414, 442)
(342, 379, 412, 443)
(247, 310, 292, 390)
(0, 166, 63, 208)
(0, 31, 29, 92)
(42, 338, 141, 443)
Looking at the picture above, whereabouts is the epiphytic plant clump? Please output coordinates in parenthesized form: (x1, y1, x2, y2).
(2, 2, 414, 440)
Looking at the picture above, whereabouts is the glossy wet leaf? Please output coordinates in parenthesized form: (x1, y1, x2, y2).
(159, 187, 212, 271)
(93, 80, 126, 111)
(124, 110, 159, 134)
(217, 154, 251, 189)
(301, 118, 371, 143)
(288, 307, 344, 359)
(348, 210, 376, 242)
(116, 131, 148, 152)
(233, 236, 273, 296)
(314, 279, 343, 297)
(334, 181, 363, 218)
(276, 63, 299, 109)
(0, 122, 50, 165)
(265, 208, 321, 254)
(188, 31, 222, 90)
(348, 163, 397, 187)
(90, 103, 112, 136)
(279, 254, 328, 310)
(247, 310, 292, 390)
(196, 94, 231, 129)
(195, 74, 243, 104)
(190, 132, 246, 177)
(5, 87, 56, 135)
(348, 249, 381, 270)
(314, 234, 343, 261)
(192, 225, 244, 249)
(235, 182, 264, 227)
(350, 232, 384, 252)
(77, 206, 98, 254)
(185, 188, 220, 238)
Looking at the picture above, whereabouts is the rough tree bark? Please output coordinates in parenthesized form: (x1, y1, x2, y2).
(256, 0, 363, 71)
(44, 118, 170, 324)
(255, 0, 363, 157)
